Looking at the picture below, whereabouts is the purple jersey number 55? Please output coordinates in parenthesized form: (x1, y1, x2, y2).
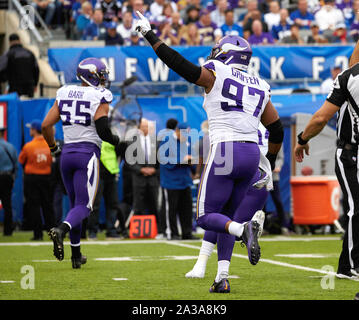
(58, 100, 91, 126)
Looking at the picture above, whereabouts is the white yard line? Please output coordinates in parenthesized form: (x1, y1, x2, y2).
(0, 236, 341, 247)
(166, 241, 359, 281)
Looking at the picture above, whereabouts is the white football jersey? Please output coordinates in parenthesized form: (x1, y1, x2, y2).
(56, 85, 113, 147)
(257, 122, 269, 155)
(202, 59, 271, 145)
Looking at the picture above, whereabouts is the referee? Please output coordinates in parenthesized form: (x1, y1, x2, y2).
(294, 61, 359, 279)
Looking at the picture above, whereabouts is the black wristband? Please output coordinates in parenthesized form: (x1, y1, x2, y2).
(266, 152, 277, 171)
(144, 30, 160, 46)
(297, 132, 309, 145)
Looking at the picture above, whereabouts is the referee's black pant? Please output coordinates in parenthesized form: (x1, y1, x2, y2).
(162, 187, 193, 240)
(335, 147, 359, 273)
(24, 174, 55, 239)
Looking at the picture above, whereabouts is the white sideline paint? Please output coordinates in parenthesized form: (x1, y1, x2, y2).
(0, 236, 341, 247)
(95, 255, 199, 262)
(113, 278, 128, 281)
(0, 281, 15, 284)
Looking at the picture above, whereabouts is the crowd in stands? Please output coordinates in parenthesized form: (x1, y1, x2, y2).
(34, 0, 359, 45)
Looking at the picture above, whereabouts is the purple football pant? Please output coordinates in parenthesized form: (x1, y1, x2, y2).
(60, 144, 100, 245)
(203, 180, 269, 261)
(196, 141, 260, 234)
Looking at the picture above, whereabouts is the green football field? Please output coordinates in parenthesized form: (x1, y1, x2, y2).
(0, 232, 358, 300)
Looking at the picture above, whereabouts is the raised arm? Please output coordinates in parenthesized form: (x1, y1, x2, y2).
(135, 11, 215, 93)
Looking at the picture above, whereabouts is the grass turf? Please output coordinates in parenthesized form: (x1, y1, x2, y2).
(0, 232, 358, 300)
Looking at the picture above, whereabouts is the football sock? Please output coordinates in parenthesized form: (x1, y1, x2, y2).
(228, 221, 244, 238)
(194, 240, 215, 270)
(58, 222, 71, 235)
(71, 245, 81, 258)
(215, 260, 230, 282)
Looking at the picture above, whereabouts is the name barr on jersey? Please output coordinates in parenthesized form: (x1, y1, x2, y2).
(232, 68, 259, 86)
(68, 90, 84, 99)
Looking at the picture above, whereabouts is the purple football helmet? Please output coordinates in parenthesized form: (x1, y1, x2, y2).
(77, 58, 110, 88)
(207, 35, 252, 71)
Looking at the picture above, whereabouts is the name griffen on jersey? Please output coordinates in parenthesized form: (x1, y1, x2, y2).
(202, 59, 271, 145)
(56, 85, 113, 147)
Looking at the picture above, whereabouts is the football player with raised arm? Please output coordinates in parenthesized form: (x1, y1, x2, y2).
(135, 12, 283, 289)
(41, 58, 120, 268)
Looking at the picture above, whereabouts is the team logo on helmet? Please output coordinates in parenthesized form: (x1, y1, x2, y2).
(76, 58, 110, 88)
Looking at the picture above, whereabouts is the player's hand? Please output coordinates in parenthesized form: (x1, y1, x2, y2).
(252, 168, 270, 190)
(50, 142, 62, 157)
(135, 10, 151, 36)
(294, 143, 309, 163)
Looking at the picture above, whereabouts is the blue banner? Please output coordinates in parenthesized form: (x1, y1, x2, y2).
(48, 45, 355, 84)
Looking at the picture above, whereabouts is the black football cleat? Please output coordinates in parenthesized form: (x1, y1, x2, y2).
(48, 227, 64, 261)
(71, 255, 87, 269)
(209, 279, 230, 293)
(241, 220, 261, 265)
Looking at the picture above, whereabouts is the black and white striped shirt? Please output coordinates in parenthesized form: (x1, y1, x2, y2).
(327, 63, 359, 144)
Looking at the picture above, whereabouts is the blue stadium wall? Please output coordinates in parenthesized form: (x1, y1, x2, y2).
(0, 92, 329, 224)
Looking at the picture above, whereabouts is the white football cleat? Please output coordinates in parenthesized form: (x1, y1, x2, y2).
(251, 210, 265, 238)
(185, 268, 205, 278)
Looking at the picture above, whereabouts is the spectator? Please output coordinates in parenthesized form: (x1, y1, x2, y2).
(220, 8, 243, 36)
(248, 18, 274, 44)
(307, 0, 321, 13)
(184, 5, 200, 24)
(95, 0, 122, 23)
(289, 0, 314, 30)
(0, 34, 39, 98)
(158, 122, 197, 240)
(127, 0, 152, 24)
(350, 7, 359, 42)
(31, 0, 56, 26)
(210, 0, 229, 27)
(159, 12, 184, 45)
(117, 10, 135, 40)
(82, 8, 107, 40)
(242, 9, 268, 40)
(239, 0, 259, 25)
(155, 2, 175, 24)
(271, 8, 292, 41)
(0, 125, 18, 236)
(263, 0, 281, 32)
(330, 22, 351, 43)
(306, 20, 329, 43)
(55, 0, 74, 38)
(314, 0, 345, 35)
(258, 0, 273, 14)
(101, 21, 124, 45)
(88, 141, 122, 239)
(320, 63, 342, 94)
(150, 0, 177, 20)
(128, 119, 160, 220)
(156, 118, 178, 240)
(280, 23, 305, 44)
(196, 9, 222, 44)
(124, 31, 146, 45)
(336, 0, 354, 27)
(18, 120, 55, 241)
(179, 22, 201, 45)
(75, 1, 93, 38)
(346, 0, 359, 29)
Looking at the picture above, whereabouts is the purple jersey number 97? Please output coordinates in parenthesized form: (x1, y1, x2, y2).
(220, 78, 265, 117)
(58, 100, 91, 126)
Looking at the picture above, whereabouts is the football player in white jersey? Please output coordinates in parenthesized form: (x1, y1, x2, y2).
(41, 58, 120, 268)
(135, 12, 284, 290)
